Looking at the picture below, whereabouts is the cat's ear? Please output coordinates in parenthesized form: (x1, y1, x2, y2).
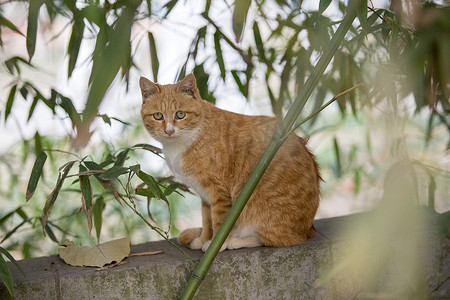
(139, 77, 160, 99)
(176, 73, 200, 99)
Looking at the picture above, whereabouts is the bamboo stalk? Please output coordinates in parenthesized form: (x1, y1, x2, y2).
(180, 1, 362, 299)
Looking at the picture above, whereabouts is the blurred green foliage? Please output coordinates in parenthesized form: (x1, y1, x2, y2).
(0, 0, 449, 297)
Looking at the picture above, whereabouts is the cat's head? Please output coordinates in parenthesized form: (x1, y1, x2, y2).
(140, 74, 204, 143)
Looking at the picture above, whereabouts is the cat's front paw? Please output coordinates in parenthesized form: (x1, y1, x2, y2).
(178, 228, 202, 245)
(189, 237, 204, 250)
(201, 240, 227, 252)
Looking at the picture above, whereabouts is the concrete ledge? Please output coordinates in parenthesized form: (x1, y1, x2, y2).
(1, 208, 448, 299)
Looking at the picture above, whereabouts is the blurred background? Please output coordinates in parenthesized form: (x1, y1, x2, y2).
(0, 0, 448, 263)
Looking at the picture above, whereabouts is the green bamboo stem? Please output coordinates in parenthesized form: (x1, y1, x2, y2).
(180, 1, 362, 299)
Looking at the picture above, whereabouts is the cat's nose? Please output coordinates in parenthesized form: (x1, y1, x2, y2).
(165, 129, 175, 136)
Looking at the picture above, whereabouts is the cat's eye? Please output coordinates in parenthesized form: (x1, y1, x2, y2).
(175, 111, 186, 119)
(153, 112, 164, 120)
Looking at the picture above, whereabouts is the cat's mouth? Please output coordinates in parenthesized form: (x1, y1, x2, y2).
(156, 131, 180, 141)
(165, 129, 175, 136)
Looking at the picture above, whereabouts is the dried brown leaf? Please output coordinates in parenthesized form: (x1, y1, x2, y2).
(58, 237, 130, 267)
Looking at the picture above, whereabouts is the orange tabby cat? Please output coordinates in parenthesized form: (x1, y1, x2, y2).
(140, 74, 320, 252)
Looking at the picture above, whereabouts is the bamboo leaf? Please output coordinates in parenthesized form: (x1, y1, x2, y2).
(19, 85, 29, 99)
(279, 57, 292, 106)
(232, 0, 251, 42)
(4, 56, 34, 76)
(67, 13, 85, 77)
(84, 161, 121, 205)
(148, 32, 159, 82)
(266, 83, 279, 116)
(4, 84, 17, 122)
(100, 166, 129, 180)
(26, 0, 44, 60)
(79, 164, 93, 233)
(79, 165, 92, 210)
(163, 0, 178, 17)
(110, 116, 130, 126)
(319, 0, 332, 14)
(27, 94, 39, 121)
(1, 219, 27, 243)
(129, 164, 140, 174)
(213, 31, 226, 81)
(15, 207, 28, 221)
(146, 197, 156, 223)
(136, 170, 165, 200)
(164, 183, 180, 196)
(93, 196, 105, 243)
(0, 210, 15, 226)
(253, 22, 266, 63)
(114, 149, 130, 167)
(100, 114, 111, 126)
(132, 143, 162, 154)
(83, 161, 108, 184)
(193, 63, 216, 104)
(357, 0, 367, 32)
(146, 0, 151, 15)
(41, 161, 76, 230)
(428, 173, 436, 210)
(0, 208, 29, 230)
(58, 93, 81, 127)
(231, 70, 246, 96)
(136, 188, 155, 198)
(44, 223, 58, 243)
(308, 86, 326, 128)
(0, 253, 14, 297)
(354, 169, 361, 195)
(0, 15, 23, 36)
(99, 154, 115, 169)
(0, 247, 24, 277)
(34, 131, 43, 156)
(80, 0, 143, 144)
(26, 151, 47, 201)
(333, 137, 342, 178)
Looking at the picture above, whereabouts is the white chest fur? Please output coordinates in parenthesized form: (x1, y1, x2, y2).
(160, 130, 211, 202)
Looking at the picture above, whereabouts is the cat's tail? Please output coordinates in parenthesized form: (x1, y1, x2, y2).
(307, 224, 316, 239)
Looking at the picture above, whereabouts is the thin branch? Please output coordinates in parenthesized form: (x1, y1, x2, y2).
(120, 192, 195, 267)
(43, 148, 80, 159)
(286, 83, 364, 137)
(116, 174, 195, 267)
(201, 12, 254, 68)
(65, 170, 104, 179)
